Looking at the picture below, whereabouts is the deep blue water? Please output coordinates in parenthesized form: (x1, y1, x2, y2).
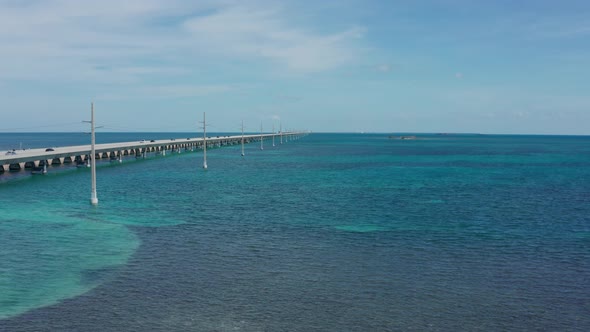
(1, 133, 589, 331)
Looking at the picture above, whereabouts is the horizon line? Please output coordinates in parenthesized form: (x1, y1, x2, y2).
(0, 131, 589, 137)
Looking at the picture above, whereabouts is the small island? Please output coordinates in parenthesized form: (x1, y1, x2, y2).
(388, 135, 416, 140)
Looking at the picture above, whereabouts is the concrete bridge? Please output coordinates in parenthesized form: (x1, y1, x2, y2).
(0, 132, 304, 173)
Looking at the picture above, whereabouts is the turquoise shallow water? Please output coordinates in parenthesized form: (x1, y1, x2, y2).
(1, 133, 589, 331)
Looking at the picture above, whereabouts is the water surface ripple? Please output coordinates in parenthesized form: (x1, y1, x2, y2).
(1, 133, 589, 331)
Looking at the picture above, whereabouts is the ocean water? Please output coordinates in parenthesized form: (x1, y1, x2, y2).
(0, 133, 589, 331)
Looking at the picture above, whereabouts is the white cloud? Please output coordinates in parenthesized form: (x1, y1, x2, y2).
(0, 0, 367, 84)
(139, 84, 232, 98)
(523, 18, 590, 39)
(183, 6, 366, 73)
(274, 93, 302, 103)
(375, 64, 392, 72)
(97, 84, 234, 100)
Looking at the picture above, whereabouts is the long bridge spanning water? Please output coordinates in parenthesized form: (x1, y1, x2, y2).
(0, 132, 304, 173)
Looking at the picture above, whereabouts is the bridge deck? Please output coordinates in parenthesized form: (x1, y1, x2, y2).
(0, 133, 293, 167)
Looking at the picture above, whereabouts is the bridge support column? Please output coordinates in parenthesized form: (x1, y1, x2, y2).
(9, 162, 25, 171)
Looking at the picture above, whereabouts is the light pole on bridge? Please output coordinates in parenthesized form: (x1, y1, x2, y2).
(241, 120, 245, 157)
(82, 102, 98, 205)
(260, 122, 264, 150)
(202, 112, 208, 169)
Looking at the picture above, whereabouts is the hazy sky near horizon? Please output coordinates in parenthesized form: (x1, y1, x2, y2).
(0, 0, 589, 134)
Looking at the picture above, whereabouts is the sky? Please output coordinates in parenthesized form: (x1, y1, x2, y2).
(0, 0, 589, 134)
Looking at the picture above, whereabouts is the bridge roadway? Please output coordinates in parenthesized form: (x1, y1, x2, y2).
(0, 132, 302, 173)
